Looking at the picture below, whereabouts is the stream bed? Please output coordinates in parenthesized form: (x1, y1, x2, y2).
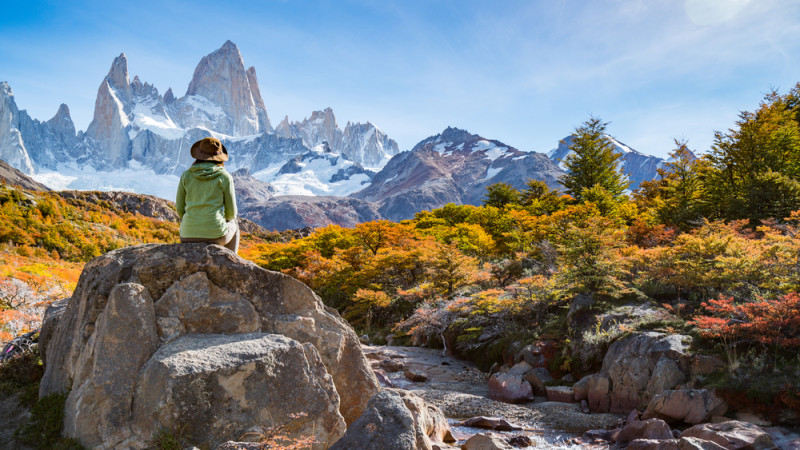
(362, 345, 621, 448)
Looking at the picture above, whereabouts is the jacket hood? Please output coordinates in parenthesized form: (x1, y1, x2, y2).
(189, 163, 226, 180)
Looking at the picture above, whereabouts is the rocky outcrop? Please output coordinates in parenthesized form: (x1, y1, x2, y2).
(330, 389, 455, 450)
(39, 244, 380, 448)
(598, 332, 692, 413)
(57, 190, 179, 221)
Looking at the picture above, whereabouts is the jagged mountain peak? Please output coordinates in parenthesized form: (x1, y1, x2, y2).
(106, 53, 130, 92)
(0, 81, 13, 98)
(50, 103, 71, 122)
(183, 40, 270, 135)
(163, 87, 175, 104)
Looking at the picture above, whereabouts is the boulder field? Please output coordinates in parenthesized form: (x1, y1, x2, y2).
(38, 243, 389, 449)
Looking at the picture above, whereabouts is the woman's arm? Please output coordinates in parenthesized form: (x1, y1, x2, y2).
(176, 174, 186, 219)
(222, 172, 237, 221)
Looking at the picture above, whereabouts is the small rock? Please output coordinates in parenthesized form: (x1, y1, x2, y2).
(586, 373, 612, 412)
(616, 418, 673, 442)
(627, 438, 678, 450)
(488, 372, 533, 404)
(580, 400, 590, 414)
(379, 358, 404, 372)
(462, 433, 514, 450)
(507, 361, 532, 376)
(373, 369, 394, 388)
(404, 368, 428, 382)
(545, 385, 574, 403)
(561, 373, 575, 383)
(523, 367, 553, 397)
(507, 435, 533, 447)
(359, 334, 370, 344)
(679, 437, 727, 449)
(573, 375, 590, 401)
(582, 429, 613, 443)
(460, 416, 523, 431)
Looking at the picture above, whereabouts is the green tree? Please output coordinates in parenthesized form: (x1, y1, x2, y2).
(520, 179, 567, 215)
(483, 183, 520, 208)
(654, 140, 705, 230)
(560, 117, 629, 202)
(703, 84, 800, 223)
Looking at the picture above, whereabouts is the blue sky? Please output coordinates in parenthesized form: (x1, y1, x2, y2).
(2, 0, 799, 158)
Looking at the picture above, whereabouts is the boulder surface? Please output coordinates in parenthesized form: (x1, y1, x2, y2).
(39, 244, 380, 448)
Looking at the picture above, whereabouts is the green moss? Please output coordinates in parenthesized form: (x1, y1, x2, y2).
(147, 427, 185, 450)
(15, 392, 85, 449)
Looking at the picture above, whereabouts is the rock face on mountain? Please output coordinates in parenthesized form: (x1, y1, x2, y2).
(39, 244, 380, 448)
(353, 127, 564, 221)
(275, 108, 399, 169)
(183, 40, 271, 136)
(0, 82, 81, 173)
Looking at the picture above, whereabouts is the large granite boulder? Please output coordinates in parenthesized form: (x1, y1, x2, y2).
(330, 389, 455, 450)
(39, 244, 380, 448)
(131, 333, 345, 448)
(600, 332, 691, 413)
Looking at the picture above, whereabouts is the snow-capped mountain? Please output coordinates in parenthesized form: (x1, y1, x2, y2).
(548, 135, 670, 190)
(0, 41, 392, 201)
(275, 109, 399, 169)
(352, 127, 564, 221)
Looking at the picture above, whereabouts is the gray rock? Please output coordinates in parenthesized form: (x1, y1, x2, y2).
(643, 389, 728, 424)
(524, 367, 553, 397)
(647, 356, 687, 399)
(330, 389, 454, 450)
(131, 333, 345, 449)
(63, 283, 159, 447)
(681, 420, 776, 449)
(616, 417, 674, 442)
(39, 244, 380, 448)
(488, 372, 533, 404)
(461, 432, 514, 450)
(602, 332, 690, 412)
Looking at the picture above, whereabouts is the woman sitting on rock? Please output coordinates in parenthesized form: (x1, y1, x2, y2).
(176, 137, 239, 254)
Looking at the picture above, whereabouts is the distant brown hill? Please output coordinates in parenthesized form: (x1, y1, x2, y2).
(0, 158, 50, 191)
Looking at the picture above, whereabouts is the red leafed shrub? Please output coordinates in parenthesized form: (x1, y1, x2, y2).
(691, 293, 800, 347)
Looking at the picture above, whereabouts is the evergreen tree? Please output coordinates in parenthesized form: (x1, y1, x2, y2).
(559, 117, 629, 202)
